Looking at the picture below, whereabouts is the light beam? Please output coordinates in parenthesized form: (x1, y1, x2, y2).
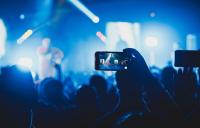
(68, 0, 100, 23)
(17, 29, 33, 45)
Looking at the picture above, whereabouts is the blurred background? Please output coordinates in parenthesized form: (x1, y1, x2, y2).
(0, 0, 200, 73)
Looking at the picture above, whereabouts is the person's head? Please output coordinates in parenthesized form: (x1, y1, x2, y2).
(42, 38, 51, 49)
(39, 77, 66, 105)
(90, 75, 107, 94)
(75, 85, 99, 124)
(76, 85, 97, 108)
(161, 66, 177, 83)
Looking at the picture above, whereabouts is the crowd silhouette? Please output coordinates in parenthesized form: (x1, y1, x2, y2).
(1, 48, 200, 128)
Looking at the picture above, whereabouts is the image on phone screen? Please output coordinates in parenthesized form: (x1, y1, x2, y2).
(95, 52, 128, 71)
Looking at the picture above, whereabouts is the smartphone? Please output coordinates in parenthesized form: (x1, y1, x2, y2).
(175, 50, 200, 67)
(95, 51, 128, 71)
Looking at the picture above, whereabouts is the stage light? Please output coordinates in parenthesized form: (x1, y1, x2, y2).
(17, 57, 33, 69)
(0, 18, 7, 58)
(19, 14, 25, 20)
(186, 34, 197, 50)
(96, 31, 106, 42)
(92, 16, 100, 23)
(68, 0, 100, 23)
(17, 29, 33, 44)
(145, 36, 158, 47)
(150, 12, 156, 18)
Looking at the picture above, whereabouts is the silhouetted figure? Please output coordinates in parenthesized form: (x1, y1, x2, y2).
(98, 48, 181, 128)
(63, 76, 77, 100)
(0, 66, 36, 128)
(90, 75, 119, 116)
(35, 78, 74, 128)
(174, 68, 198, 115)
(75, 85, 100, 128)
(37, 38, 64, 80)
(2, 48, 200, 127)
(161, 66, 177, 97)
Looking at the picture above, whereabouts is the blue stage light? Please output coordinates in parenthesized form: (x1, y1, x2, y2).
(68, 0, 100, 23)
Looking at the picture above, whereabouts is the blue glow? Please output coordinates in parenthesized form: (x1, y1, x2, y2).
(19, 14, 25, 20)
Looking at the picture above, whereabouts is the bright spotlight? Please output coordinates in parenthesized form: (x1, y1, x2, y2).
(96, 31, 106, 42)
(17, 57, 33, 69)
(186, 34, 197, 50)
(17, 29, 33, 44)
(150, 12, 156, 18)
(69, 0, 100, 23)
(19, 14, 25, 20)
(92, 16, 100, 23)
(0, 18, 7, 58)
(145, 36, 158, 47)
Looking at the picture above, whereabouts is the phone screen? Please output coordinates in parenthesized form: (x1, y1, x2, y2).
(175, 50, 200, 67)
(95, 52, 128, 71)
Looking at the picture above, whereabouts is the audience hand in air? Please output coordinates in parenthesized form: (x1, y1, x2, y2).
(122, 48, 154, 84)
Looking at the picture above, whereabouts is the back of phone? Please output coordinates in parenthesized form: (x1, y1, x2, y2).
(175, 50, 200, 67)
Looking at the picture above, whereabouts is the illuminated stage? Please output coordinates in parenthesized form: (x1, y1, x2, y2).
(0, 0, 200, 73)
